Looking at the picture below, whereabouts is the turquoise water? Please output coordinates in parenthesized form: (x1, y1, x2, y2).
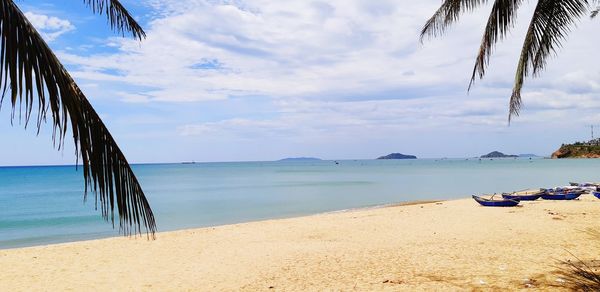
(1, 158, 599, 249)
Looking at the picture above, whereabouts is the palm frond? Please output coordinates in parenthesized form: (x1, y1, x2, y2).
(420, 0, 488, 42)
(591, 0, 600, 17)
(83, 0, 146, 40)
(0, 0, 156, 235)
(470, 0, 523, 90)
(509, 0, 589, 122)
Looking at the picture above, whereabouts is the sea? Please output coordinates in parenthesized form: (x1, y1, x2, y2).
(1, 158, 599, 249)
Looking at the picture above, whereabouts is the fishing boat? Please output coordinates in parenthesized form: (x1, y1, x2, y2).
(593, 192, 600, 200)
(541, 190, 583, 200)
(568, 182, 599, 193)
(472, 195, 520, 207)
(550, 186, 590, 193)
(502, 189, 545, 201)
(570, 182, 600, 187)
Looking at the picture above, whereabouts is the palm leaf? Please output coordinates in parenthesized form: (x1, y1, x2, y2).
(83, 0, 146, 40)
(0, 0, 156, 235)
(591, 0, 600, 17)
(420, 0, 488, 41)
(470, 0, 523, 90)
(423, 0, 596, 122)
(509, 0, 589, 121)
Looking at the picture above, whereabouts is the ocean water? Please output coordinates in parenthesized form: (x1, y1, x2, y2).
(1, 158, 600, 249)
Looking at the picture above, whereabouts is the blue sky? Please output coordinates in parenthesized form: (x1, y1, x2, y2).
(1, 0, 600, 165)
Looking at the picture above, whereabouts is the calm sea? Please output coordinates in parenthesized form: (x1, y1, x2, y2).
(1, 158, 599, 249)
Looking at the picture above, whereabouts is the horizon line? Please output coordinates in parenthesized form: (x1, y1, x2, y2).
(0, 156, 547, 168)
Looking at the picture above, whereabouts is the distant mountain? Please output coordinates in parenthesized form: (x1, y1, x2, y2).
(278, 157, 322, 161)
(518, 154, 540, 158)
(480, 151, 518, 158)
(377, 153, 417, 160)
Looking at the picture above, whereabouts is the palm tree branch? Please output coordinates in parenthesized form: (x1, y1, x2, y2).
(420, 0, 488, 42)
(531, 0, 588, 76)
(591, 0, 600, 17)
(82, 0, 146, 40)
(470, 0, 523, 90)
(509, 0, 589, 122)
(1, 0, 156, 235)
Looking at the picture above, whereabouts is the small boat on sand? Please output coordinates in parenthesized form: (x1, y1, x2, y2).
(570, 182, 600, 187)
(472, 195, 520, 207)
(502, 189, 545, 201)
(568, 183, 599, 193)
(593, 192, 600, 200)
(541, 190, 583, 200)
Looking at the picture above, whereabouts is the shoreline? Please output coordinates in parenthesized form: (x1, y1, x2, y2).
(1, 199, 445, 251)
(317, 199, 443, 214)
(3, 195, 600, 290)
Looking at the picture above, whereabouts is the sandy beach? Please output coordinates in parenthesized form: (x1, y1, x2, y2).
(2, 195, 600, 291)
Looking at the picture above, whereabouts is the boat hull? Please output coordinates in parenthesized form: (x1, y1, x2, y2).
(472, 195, 520, 207)
(541, 192, 582, 200)
(502, 193, 542, 201)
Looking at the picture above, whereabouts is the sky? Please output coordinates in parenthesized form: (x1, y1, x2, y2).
(1, 0, 600, 165)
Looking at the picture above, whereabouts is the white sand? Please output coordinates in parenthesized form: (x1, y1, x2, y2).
(2, 195, 600, 290)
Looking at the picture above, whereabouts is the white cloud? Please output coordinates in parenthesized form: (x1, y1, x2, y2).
(60, 0, 471, 102)
(55, 0, 600, 158)
(24, 11, 75, 41)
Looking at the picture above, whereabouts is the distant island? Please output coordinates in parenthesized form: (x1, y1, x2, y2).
(278, 157, 322, 161)
(480, 151, 518, 158)
(552, 140, 600, 158)
(377, 153, 417, 160)
(518, 154, 540, 158)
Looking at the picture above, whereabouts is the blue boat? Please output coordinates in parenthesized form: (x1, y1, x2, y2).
(472, 195, 520, 207)
(570, 182, 600, 187)
(593, 192, 600, 200)
(502, 193, 542, 201)
(541, 191, 582, 200)
(502, 189, 545, 201)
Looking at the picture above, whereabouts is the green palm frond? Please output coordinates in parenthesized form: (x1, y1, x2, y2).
(0, 0, 155, 235)
(423, 0, 596, 123)
(510, 0, 589, 121)
(470, 0, 523, 90)
(83, 0, 146, 40)
(420, 0, 488, 42)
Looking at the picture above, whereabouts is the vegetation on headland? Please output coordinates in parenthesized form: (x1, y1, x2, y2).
(552, 142, 600, 158)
